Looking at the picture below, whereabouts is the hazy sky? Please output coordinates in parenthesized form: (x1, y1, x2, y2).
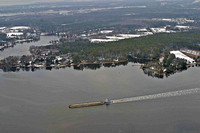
(0, 0, 102, 6)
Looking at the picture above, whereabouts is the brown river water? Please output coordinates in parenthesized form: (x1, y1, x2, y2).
(0, 36, 200, 133)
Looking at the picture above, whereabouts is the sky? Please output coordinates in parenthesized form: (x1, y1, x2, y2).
(0, 0, 103, 6)
(0, 0, 62, 6)
(0, 0, 198, 6)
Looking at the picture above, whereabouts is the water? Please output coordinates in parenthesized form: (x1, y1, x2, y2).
(0, 65, 200, 133)
(0, 37, 200, 133)
(112, 88, 200, 104)
(0, 36, 59, 60)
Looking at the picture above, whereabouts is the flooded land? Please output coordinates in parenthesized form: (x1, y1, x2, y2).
(1, 0, 200, 133)
(0, 62, 200, 133)
(0, 36, 59, 60)
(0, 38, 200, 132)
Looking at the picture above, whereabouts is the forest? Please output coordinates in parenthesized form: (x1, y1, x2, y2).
(50, 30, 200, 62)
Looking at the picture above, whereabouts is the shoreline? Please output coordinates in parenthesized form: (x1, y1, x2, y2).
(0, 58, 199, 79)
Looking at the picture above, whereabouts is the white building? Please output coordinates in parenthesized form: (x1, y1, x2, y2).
(7, 32, 23, 38)
(181, 49, 200, 56)
(175, 25, 190, 30)
(136, 28, 148, 32)
(0, 27, 6, 33)
(10, 26, 30, 30)
(170, 51, 195, 64)
(10, 26, 31, 32)
(150, 28, 167, 33)
(100, 30, 113, 34)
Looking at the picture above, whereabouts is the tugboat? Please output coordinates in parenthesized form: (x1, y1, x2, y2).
(105, 98, 111, 105)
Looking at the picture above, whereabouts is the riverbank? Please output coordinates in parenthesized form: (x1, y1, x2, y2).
(0, 36, 59, 60)
(0, 48, 199, 79)
(0, 38, 40, 51)
(0, 58, 129, 72)
(140, 50, 200, 78)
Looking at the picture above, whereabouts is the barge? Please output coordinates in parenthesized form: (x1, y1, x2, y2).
(69, 99, 111, 108)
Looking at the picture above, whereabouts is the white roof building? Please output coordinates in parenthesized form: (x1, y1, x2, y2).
(0, 27, 6, 30)
(7, 32, 23, 38)
(10, 26, 31, 30)
(100, 30, 113, 34)
(150, 28, 167, 33)
(170, 51, 195, 63)
(175, 25, 190, 29)
(136, 28, 148, 32)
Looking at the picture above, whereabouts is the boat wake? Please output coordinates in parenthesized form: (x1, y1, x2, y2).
(111, 88, 200, 104)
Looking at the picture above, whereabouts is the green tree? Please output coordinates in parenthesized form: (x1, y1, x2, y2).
(73, 56, 81, 63)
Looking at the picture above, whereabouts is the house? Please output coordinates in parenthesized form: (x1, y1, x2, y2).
(7, 32, 23, 38)
(170, 51, 195, 64)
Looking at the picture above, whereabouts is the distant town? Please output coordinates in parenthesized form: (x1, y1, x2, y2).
(142, 49, 200, 78)
(0, 16, 200, 78)
(0, 26, 40, 51)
